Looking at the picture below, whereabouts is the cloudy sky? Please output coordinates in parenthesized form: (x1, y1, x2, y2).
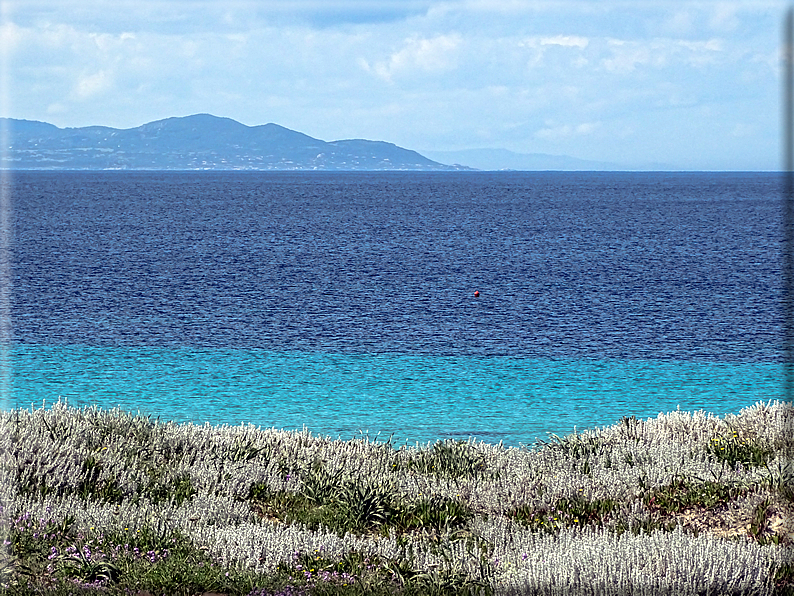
(0, 0, 788, 169)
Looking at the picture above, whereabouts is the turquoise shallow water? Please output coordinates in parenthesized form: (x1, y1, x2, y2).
(9, 343, 786, 447)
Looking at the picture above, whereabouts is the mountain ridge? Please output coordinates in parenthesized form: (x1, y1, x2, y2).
(0, 114, 469, 171)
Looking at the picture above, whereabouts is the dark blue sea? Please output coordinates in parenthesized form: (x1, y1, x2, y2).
(5, 171, 787, 446)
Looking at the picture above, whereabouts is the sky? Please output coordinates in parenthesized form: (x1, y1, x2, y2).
(0, 0, 789, 170)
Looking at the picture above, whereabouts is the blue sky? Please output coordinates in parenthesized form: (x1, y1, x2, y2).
(0, 0, 787, 169)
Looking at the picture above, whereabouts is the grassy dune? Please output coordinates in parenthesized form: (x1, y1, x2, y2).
(1, 400, 793, 595)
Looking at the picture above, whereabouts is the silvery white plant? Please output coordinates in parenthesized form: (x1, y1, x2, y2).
(1, 398, 792, 594)
(476, 518, 789, 596)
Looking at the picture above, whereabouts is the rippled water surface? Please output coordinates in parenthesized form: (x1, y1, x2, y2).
(7, 171, 786, 445)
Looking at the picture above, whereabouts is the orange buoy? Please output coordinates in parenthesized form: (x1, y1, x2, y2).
(474, 290, 480, 297)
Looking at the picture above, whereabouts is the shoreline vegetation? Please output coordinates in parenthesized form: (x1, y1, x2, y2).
(1, 401, 793, 595)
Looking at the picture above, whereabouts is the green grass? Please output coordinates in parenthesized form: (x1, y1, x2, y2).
(246, 475, 474, 539)
(399, 440, 491, 480)
(509, 495, 620, 535)
(642, 477, 750, 516)
(3, 518, 488, 596)
(706, 431, 774, 469)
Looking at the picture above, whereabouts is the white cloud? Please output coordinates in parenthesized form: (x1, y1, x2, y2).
(535, 121, 601, 141)
(365, 33, 461, 82)
(518, 34, 591, 70)
(708, 2, 741, 32)
(599, 37, 726, 73)
(677, 39, 722, 52)
(70, 70, 112, 100)
(601, 39, 660, 72)
(88, 31, 137, 53)
(539, 35, 589, 48)
(662, 10, 695, 36)
(0, 20, 22, 54)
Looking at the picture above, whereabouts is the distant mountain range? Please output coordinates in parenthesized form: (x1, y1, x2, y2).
(421, 148, 629, 171)
(0, 114, 470, 171)
(0, 114, 650, 171)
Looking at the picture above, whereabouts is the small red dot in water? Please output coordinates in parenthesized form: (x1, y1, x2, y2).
(474, 290, 480, 297)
